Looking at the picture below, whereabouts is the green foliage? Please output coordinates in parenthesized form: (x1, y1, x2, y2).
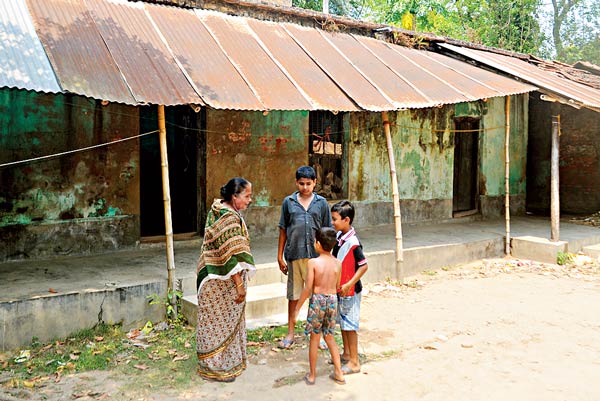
(294, 0, 545, 56)
(557, 251, 574, 265)
(147, 288, 185, 324)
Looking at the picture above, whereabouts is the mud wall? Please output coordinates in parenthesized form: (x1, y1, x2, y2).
(205, 109, 308, 237)
(0, 89, 140, 261)
(528, 93, 600, 214)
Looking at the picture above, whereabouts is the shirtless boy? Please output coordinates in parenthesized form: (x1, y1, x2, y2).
(294, 227, 345, 385)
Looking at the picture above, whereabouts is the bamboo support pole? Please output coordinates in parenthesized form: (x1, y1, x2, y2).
(158, 105, 176, 312)
(550, 114, 560, 241)
(382, 111, 404, 281)
(504, 96, 511, 255)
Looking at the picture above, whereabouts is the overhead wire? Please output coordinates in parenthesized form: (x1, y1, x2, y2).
(1, 93, 513, 168)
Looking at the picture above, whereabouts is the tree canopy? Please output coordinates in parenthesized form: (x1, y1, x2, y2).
(292, 0, 599, 64)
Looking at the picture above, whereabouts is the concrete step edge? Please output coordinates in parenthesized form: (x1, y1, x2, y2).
(182, 282, 287, 307)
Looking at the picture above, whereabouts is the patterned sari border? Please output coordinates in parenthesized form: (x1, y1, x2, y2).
(197, 304, 246, 360)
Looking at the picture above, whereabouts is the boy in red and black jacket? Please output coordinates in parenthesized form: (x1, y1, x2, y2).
(331, 200, 368, 375)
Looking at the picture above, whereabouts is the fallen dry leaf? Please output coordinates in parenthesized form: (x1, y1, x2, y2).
(94, 336, 104, 342)
(184, 341, 192, 348)
(40, 344, 53, 352)
(134, 364, 148, 370)
(69, 354, 80, 361)
(48, 288, 57, 293)
(247, 341, 261, 346)
(172, 354, 190, 362)
(423, 345, 438, 350)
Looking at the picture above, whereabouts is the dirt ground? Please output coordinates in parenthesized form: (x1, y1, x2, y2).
(9, 257, 600, 401)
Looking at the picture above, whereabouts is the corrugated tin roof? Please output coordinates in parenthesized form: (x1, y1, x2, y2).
(198, 10, 314, 111)
(85, 0, 204, 106)
(440, 43, 600, 111)
(26, 0, 136, 104)
(247, 19, 359, 111)
(0, 0, 60, 93)
(145, 4, 265, 110)
(2, 0, 536, 110)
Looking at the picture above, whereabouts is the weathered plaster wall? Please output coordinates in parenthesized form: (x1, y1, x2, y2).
(0, 89, 140, 261)
(479, 95, 528, 217)
(205, 109, 308, 237)
(347, 107, 454, 223)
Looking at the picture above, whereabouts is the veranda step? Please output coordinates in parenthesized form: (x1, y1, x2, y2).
(182, 282, 290, 325)
(581, 244, 600, 259)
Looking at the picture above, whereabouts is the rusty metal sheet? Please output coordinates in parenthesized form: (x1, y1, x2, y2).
(0, 0, 60, 93)
(145, 4, 263, 110)
(422, 50, 537, 97)
(26, 0, 135, 104)
(84, 0, 203, 106)
(283, 23, 394, 111)
(329, 33, 433, 109)
(197, 11, 313, 111)
(440, 43, 600, 110)
(246, 19, 359, 112)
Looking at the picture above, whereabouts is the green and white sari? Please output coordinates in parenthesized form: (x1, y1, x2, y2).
(196, 199, 256, 381)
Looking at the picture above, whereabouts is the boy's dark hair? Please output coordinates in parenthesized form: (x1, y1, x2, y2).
(315, 227, 337, 252)
(296, 165, 316, 180)
(331, 200, 355, 224)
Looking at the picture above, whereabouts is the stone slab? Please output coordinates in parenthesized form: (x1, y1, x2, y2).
(582, 244, 600, 259)
(511, 236, 568, 264)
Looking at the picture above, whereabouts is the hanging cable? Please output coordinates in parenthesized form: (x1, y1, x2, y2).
(0, 130, 159, 168)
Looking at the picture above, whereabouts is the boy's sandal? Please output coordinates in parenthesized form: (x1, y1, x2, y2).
(277, 338, 295, 349)
(341, 365, 361, 375)
(327, 357, 349, 365)
(329, 373, 346, 385)
(303, 373, 315, 385)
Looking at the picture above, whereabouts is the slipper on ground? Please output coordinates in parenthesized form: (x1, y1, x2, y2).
(341, 365, 361, 375)
(277, 338, 295, 349)
(329, 373, 346, 385)
(303, 373, 315, 385)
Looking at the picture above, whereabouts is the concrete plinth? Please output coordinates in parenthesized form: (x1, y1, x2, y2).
(582, 244, 600, 259)
(511, 236, 568, 264)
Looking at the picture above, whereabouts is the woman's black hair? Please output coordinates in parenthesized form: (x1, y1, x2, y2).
(220, 177, 250, 202)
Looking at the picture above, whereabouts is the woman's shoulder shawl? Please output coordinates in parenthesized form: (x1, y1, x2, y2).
(196, 202, 255, 289)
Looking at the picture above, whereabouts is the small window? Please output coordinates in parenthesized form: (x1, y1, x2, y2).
(309, 111, 345, 199)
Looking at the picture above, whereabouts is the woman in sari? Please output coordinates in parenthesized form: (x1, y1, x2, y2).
(196, 177, 256, 382)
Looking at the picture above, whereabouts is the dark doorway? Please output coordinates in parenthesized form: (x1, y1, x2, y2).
(453, 118, 479, 215)
(140, 106, 205, 237)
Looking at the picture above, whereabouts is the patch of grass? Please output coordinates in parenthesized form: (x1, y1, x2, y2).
(422, 270, 437, 276)
(369, 349, 402, 361)
(3, 324, 123, 378)
(1, 322, 197, 392)
(557, 251, 575, 265)
(405, 279, 419, 288)
(247, 324, 290, 344)
(441, 266, 451, 271)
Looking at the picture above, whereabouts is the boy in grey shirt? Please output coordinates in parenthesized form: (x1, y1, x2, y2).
(277, 166, 332, 349)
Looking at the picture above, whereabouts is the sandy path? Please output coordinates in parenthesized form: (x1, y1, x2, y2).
(26, 260, 600, 401)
